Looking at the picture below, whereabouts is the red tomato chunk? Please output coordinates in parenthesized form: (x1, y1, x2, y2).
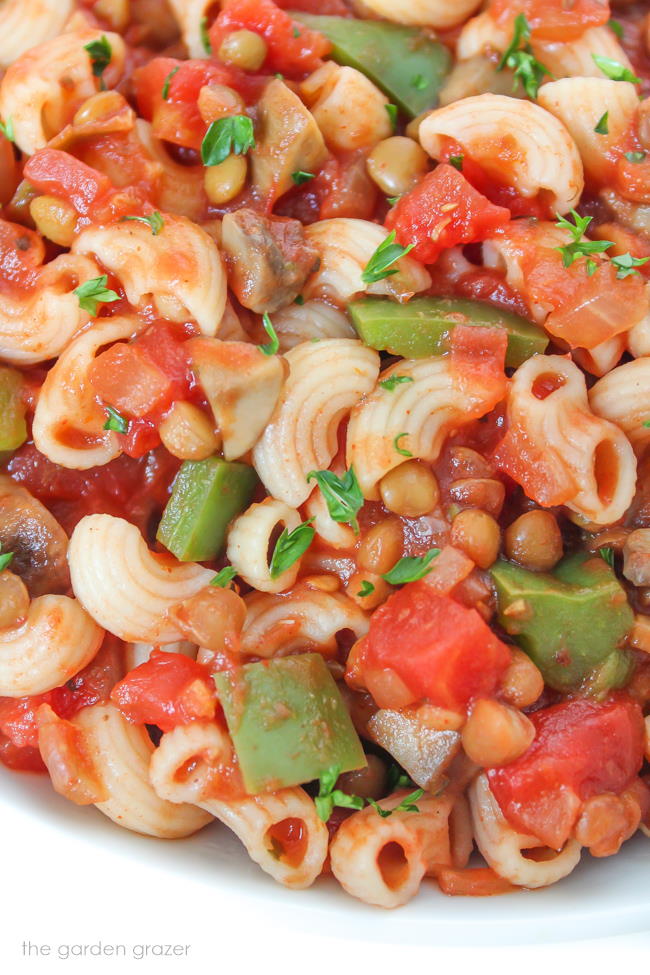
(489, 0, 609, 42)
(350, 582, 511, 712)
(385, 164, 511, 265)
(488, 695, 645, 850)
(111, 651, 217, 732)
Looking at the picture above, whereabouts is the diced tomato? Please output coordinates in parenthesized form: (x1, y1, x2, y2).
(274, 0, 349, 11)
(135, 322, 196, 396)
(23, 149, 112, 216)
(209, 0, 331, 77)
(37, 704, 107, 804)
(348, 582, 511, 712)
(385, 165, 511, 265)
(0, 736, 47, 773)
(0, 695, 47, 749)
(488, 695, 645, 850)
(489, 0, 609, 42)
(89, 344, 174, 419)
(0, 132, 17, 206)
(0, 219, 44, 296)
(110, 650, 218, 732)
(449, 324, 508, 404)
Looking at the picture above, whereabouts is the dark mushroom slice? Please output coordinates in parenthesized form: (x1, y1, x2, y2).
(0, 475, 70, 596)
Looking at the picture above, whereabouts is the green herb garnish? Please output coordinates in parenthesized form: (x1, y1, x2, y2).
(380, 375, 414, 392)
(307, 467, 364, 534)
(611, 252, 650, 279)
(201, 115, 255, 167)
(269, 520, 315, 578)
(393, 432, 412, 457)
(382, 548, 441, 585)
(554, 210, 613, 271)
(84, 35, 112, 89)
(357, 580, 375, 598)
(258, 312, 279, 356)
(592, 54, 640, 83)
(292, 170, 315, 185)
(103, 405, 128, 434)
(121, 211, 164, 235)
(73, 275, 120, 315)
(594, 111, 609, 135)
(162, 66, 180, 100)
(361, 230, 413, 284)
(210, 566, 238, 588)
(498, 14, 552, 99)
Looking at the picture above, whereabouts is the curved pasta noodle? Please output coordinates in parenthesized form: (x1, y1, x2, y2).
(359, 0, 482, 30)
(537, 78, 638, 185)
(347, 356, 506, 499)
(536, 27, 634, 81)
(32, 316, 143, 470)
(252, 339, 379, 507)
(242, 584, 369, 658)
(72, 215, 226, 337)
(302, 64, 391, 152)
(0, 28, 126, 154)
(75, 704, 211, 838)
(573, 335, 626, 378)
(0, 254, 100, 366)
(419, 94, 584, 214)
(469, 774, 582, 889)
(497, 355, 636, 524)
(0, 595, 103, 697)
(150, 723, 328, 888)
(590, 358, 650, 454)
(304, 485, 357, 550)
(227, 498, 304, 594)
(628, 314, 650, 359)
(0, 0, 74, 68)
(167, 0, 214, 59)
(271, 300, 356, 353)
(303, 219, 431, 306)
(456, 11, 510, 61)
(68, 514, 214, 643)
(135, 120, 206, 223)
(125, 640, 197, 671)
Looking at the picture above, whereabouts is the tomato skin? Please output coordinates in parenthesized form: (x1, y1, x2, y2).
(209, 0, 331, 77)
(489, 0, 609, 42)
(23, 149, 112, 216)
(488, 696, 645, 849)
(0, 736, 46, 772)
(385, 165, 511, 264)
(351, 582, 512, 712)
(111, 650, 217, 732)
(90, 344, 173, 419)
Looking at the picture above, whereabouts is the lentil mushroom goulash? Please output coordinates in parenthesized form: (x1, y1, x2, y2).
(2, 0, 650, 910)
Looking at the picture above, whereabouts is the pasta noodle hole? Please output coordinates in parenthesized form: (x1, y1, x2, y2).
(265, 818, 308, 868)
(593, 440, 619, 507)
(531, 373, 567, 400)
(376, 841, 410, 891)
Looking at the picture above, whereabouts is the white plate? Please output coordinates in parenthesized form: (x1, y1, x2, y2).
(2, 763, 649, 946)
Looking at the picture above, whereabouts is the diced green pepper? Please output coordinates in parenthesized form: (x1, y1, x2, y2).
(293, 14, 451, 118)
(0, 367, 27, 462)
(215, 653, 366, 793)
(490, 553, 634, 693)
(349, 296, 548, 369)
(156, 456, 258, 562)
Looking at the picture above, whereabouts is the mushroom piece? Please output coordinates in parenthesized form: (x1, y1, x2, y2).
(0, 475, 70, 596)
(220, 208, 320, 313)
(367, 707, 462, 791)
(623, 528, 650, 587)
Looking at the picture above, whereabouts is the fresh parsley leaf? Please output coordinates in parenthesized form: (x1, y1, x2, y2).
(74, 275, 119, 316)
(294, 294, 305, 305)
(258, 312, 279, 356)
(611, 252, 650, 278)
(84, 35, 112, 89)
(357, 580, 375, 598)
(367, 789, 424, 818)
(0, 546, 14, 571)
(210, 566, 238, 588)
(361, 230, 414, 284)
(594, 111, 609, 135)
(201, 115, 255, 167)
(382, 547, 441, 585)
(497, 14, 552, 99)
(554, 210, 613, 270)
(200, 16, 212, 54)
(411, 74, 427, 90)
(307, 467, 364, 534)
(386, 195, 401, 206)
(386, 764, 415, 792)
(162, 65, 180, 100)
(291, 170, 315, 185)
(385, 103, 398, 133)
(599, 546, 615, 567)
(449, 154, 464, 171)
(121, 211, 164, 235)
(314, 765, 367, 822)
(608, 18, 624, 40)
(269, 520, 315, 578)
(0, 116, 14, 143)
(625, 150, 646, 163)
(380, 375, 414, 392)
(644, 420, 650, 428)
(393, 432, 412, 457)
(103, 405, 128, 434)
(592, 54, 640, 83)
(292, 26, 301, 38)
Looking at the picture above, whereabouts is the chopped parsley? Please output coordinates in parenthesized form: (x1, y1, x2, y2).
(554, 210, 613, 274)
(591, 54, 640, 84)
(411, 74, 427, 90)
(210, 566, 238, 588)
(291, 170, 315, 185)
(599, 547, 615, 567)
(448, 154, 464, 171)
(84, 35, 112, 89)
(0, 116, 14, 143)
(393, 432, 412, 457)
(357, 580, 375, 598)
(201, 115, 255, 167)
(103, 405, 128, 434)
(361, 230, 414, 284)
(306, 467, 364, 534)
(380, 375, 414, 392)
(594, 111, 609, 135)
(200, 16, 212, 54)
(269, 520, 315, 578)
(258, 312, 279, 356)
(611, 252, 650, 279)
(162, 65, 180, 100)
(0, 547, 14, 572)
(498, 14, 552, 99)
(315, 765, 423, 822)
(121, 211, 164, 235)
(382, 548, 441, 585)
(73, 275, 120, 316)
(624, 151, 646, 163)
(385, 103, 398, 133)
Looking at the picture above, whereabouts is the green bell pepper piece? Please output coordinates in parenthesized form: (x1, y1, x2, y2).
(293, 14, 451, 118)
(0, 367, 27, 461)
(157, 456, 258, 562)
(349, 296, 548, 369)
(215, 653, 366, 793)
(490, 553, 634, 693)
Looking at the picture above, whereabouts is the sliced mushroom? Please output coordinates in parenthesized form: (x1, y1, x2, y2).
(221, 208, 320, 313)
(623, 528, 650, 587)
(0, 475, 70, 596)
(367, 707, 462, 791)
(189, 337, 287, 460)
(250, 78, 328, 204)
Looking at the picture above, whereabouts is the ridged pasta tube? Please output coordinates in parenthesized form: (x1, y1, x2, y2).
(347, 355, 506, 499)
(227, 498, 304, 594)
(469, 774, 581, 889)
(76, 704, 212, 838)
(32, 316, 143, 470)
(419, 94, 584, 214)
(0, 254, 100, 366)
(0, 596, 103, 697)
(242, 584, 369, 658)
(68, 514, 214, 642)
(590, 358, 650, 455)
(303, 219, 431, 306)
(167, 0, 214, 59)
(302, 64, 391, 152)
(0, 0, 74, 68)
(72, 215, 226, 337)
(0, 27, 126, 154)
(150, 723, 328, 888)
(135, 120, 206, 223)
(252, 339, 379, 507)
(359, 0, 482, 29)
(271, 300, 356, 353)
(536, 27, 634, 81)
